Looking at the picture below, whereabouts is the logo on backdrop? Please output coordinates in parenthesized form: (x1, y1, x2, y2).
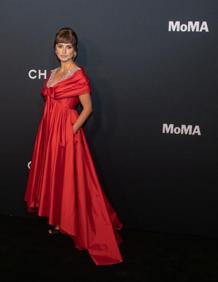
(27, 161, 31, 169)
(168, 21, 209, 32)
(28, 69, 47, 79)
(162, 123, 201, 136)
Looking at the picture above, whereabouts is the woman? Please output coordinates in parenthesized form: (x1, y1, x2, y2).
(24, 27, 123, 265)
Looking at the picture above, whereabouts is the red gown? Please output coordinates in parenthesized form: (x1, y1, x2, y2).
(24, 67, 123, 265)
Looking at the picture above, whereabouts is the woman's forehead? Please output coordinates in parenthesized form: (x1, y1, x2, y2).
(56, 42, 72, 45)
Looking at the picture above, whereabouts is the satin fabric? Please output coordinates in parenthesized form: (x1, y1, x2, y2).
(24, 67, 123, 265)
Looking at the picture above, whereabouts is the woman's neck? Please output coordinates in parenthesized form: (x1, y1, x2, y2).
(59, 60, 77, 72)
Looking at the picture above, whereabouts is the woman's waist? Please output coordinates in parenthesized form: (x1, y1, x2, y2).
(45, 99, 78, 110)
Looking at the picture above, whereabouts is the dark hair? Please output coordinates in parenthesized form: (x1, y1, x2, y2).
(54, 27, 78, 52)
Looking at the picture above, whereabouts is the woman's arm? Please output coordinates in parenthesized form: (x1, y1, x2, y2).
(72, 93, 93, 134)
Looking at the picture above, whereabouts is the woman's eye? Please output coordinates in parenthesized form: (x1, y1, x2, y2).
(57, 45, 72, 49)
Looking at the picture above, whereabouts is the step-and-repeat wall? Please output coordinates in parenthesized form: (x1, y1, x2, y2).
(1, 0, 218, 236)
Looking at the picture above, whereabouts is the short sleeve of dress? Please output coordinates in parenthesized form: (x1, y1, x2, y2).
(77, 68, 91, 96)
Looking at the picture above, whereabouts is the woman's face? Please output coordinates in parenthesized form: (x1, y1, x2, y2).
(55, 42, 76, 62)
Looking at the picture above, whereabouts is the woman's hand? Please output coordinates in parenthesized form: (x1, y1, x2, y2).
(72, 124, 78, 135)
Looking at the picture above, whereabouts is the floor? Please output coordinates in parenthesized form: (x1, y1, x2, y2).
(1, 215, 218, 282)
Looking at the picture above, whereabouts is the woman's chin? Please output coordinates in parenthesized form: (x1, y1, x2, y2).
(58, 56, 73, 62)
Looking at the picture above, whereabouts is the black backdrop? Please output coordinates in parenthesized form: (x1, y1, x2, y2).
(1, 0, 218, 236)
